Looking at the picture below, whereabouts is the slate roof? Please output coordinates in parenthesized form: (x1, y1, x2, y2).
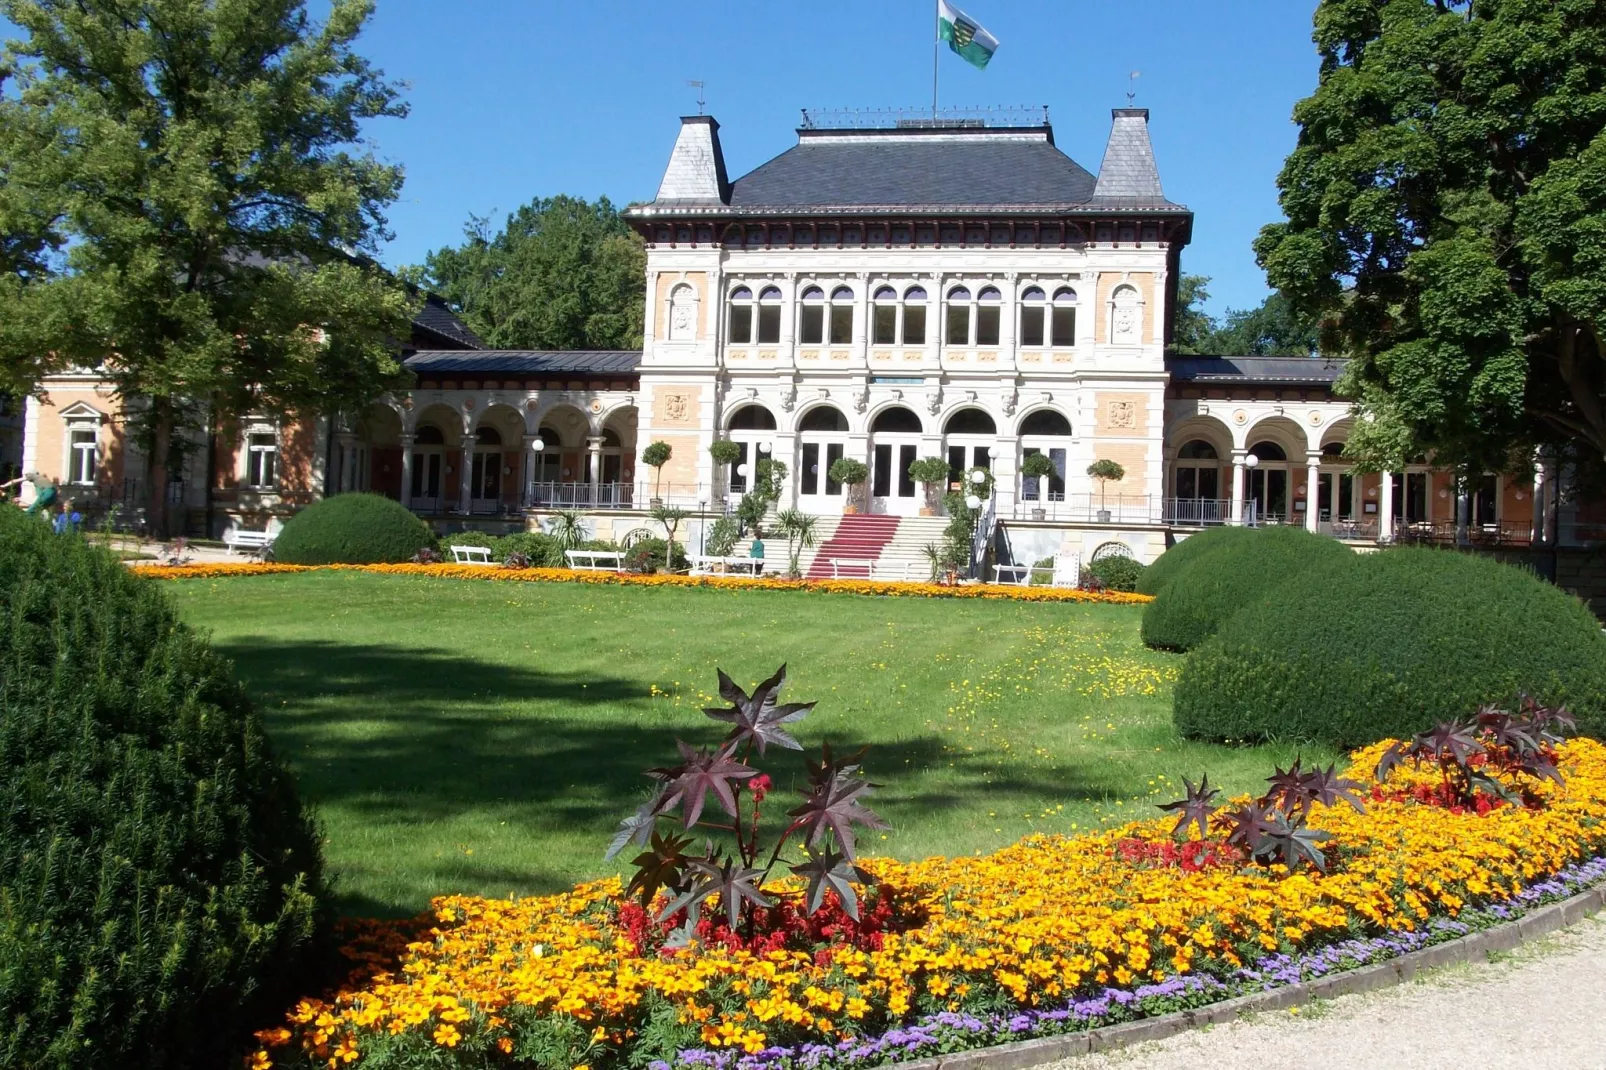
(1167, 356, 1346, 386)
(1089, 109, 1182, 210)
(409, 295, 485, 350)
(724, 128, 1098, 212)
(404, 350, 643, 376)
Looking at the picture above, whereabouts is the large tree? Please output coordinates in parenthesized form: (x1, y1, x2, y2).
(1169, 275, 1318, 357)
(1255, 0, 1606, 486)
(414, 195, 645, 350)
(0, 0, 416, 535)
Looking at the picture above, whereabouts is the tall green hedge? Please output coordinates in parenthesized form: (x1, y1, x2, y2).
(1134, 526, 1256, 596)
(0, 509, 326, 1068)
(1174, 548, 1606, 747)
(1140, 526, 1352, 651)
(272, 492, 435, 564)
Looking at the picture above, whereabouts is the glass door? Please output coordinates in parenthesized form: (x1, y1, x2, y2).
(871, 439, 920, 515)
(798, 439, 847, 512)
(411, 450, 443, 511)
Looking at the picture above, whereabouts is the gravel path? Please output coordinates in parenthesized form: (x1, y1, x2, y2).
(1047, 916, 1606, 1070)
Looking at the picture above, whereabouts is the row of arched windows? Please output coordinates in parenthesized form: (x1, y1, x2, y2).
(724, 403, 1072, 438)
(726, 283, 1084, 348)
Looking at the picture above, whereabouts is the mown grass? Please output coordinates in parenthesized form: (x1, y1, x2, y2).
(168, 571, 1335, 916)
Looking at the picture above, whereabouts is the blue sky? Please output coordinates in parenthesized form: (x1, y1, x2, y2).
(353, 0, 1323, 316)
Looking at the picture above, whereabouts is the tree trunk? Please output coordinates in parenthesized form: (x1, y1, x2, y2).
(146, 398, 173, 540)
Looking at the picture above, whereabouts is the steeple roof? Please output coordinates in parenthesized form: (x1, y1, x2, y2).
(1089, 108, 1182, 209)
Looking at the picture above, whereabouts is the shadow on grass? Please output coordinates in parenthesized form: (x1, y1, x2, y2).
(218, 638, 1132, 913)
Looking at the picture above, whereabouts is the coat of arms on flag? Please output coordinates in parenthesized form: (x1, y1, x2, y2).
(937, 1, 999, 70)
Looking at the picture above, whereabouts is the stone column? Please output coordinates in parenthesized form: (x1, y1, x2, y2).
(1305, 454, 1321, 533)
(521, 433, 540, 509)
(586, 435, 603, 501)
(1532, 459, 1550, 546)
(1380, 471, 1395, 543)
(1230, 450, 1247, 525)
(1456, 475, 1471, 546)
(773, 432, 799, 509)
(458, 438, 475, 515)
(398, 434, 414, 508)
(994, 434, 1020, 518)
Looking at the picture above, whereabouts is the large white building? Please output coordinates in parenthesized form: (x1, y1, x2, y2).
(22, 106, 1600, 573)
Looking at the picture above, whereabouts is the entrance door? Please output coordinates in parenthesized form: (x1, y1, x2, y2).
(411, 450, 443, 511)
(1248, 468, 1288, 523)
(871, 439, 920, 515)
(798, 439, 847, 512)
(470, 450, 502, 513)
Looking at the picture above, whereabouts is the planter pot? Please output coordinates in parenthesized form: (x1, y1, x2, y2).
(1096, 509, 1112, 523)
(919, 507, 935, 517)
(843, 503, 860, 515)
(649, 497, 663, 509)
(1030, 508, 1046, 522)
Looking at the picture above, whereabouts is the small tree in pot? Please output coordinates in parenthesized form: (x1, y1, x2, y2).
(828, 457, 870, 514)
(708, 439, 742, 501)
(1087, 458, 1126, 522)
(1019, 452, 1057, 521)
(642, 441, 673, 507)
(908, 456, 951, 517)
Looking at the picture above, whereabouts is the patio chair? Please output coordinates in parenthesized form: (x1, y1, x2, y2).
(1051, 552, 1081, 588)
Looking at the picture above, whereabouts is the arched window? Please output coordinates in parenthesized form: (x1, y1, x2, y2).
(871, 407, 922, 434)
(601, 428, 621, 448)
(728, 405, 778, 431)
(1020, 410, 1072, 436)
(728, 286, 755, 344)
(668, 283, 698, 342)
(1020, 287, 1048, 347)
(872, 286, 898, 344)
(944, 408, 997, 435)
(798, 285, 853, 345)
(1051, 287, 1077, 346)
(946, 286, 972, 345)
(903, 286, 928, 344)
(976, 286, 1002, 345)
(1321, 441, 1346, 459)
(1177, 439, 1218, 459)
(1248, 440, 1287, 462)
(415, 424, 446, 446)
(756, 286, 781, 343)
(475, 426, 502, 446)
(1173, 440, 1221, 502)
(799, 405, 849, 432)
(1109, 284, 1141, 345)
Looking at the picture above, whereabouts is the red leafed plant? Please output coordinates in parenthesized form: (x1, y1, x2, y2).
(605, 665, 889, 947)
(1376, 696, 1574, 808)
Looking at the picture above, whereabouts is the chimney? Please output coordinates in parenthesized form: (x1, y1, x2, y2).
(653, 115, 730, 205)
(1092, 108, 1167, 204)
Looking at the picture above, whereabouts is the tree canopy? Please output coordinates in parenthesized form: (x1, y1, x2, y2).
(411, 195, 645, 351)
(1255, 0, 1606, 485)
(1170, 275, 1318, 357)
(0, 0, 415, 533)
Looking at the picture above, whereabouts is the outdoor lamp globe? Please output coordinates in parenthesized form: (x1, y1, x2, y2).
(736, 463, 749, 477)
(530, 437, 545, 452)
(1245, 454, 1260, 469)
(758, 441, 773, 454)
(969, 469, 987, 484)
(965, 494, 982, 510)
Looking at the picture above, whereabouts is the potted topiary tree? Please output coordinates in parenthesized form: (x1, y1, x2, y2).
(908, 456, 951, 517)
(828, 456, 870, 514)
(642, 441, 672, 508)
(708, 439, 741, 505)
(1019, 452, 1056, 521)
(1087, 458, 1125, 522)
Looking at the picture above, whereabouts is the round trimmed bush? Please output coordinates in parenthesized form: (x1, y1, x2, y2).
(272, 492, 435, 564)
(1140, 526, 1351, 651)
(1134, 525, 1257, 596)
(1087, 554, 1146, 592)
(1174, 547, 1606, 747)
(0, 508, 325, 1068)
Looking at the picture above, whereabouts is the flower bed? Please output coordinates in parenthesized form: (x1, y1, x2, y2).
(252, 738, 1606, 1070)
(131, 562, 1154, 604)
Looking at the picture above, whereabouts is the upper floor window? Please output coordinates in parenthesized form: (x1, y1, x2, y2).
(246, 432, 278, 489)
(1051, 287, 1077, 346)
(68, 426, 97, 485)
(1020, 287, 1047, 346)
(873, 284, 931, 345)
(799, 285, 855, 345)
(756, 286, 781, 343)
(976, 286, 1001, 346)
(728, 286, 755, 343)
(946, 286, 971, 345)
(727, 285, 784, 345)
(872, 286, 898, 345)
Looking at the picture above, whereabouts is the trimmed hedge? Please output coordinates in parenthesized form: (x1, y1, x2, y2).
(0, 509, 326, 1068)
(272, 493, 435, 565)
(1175, 547, 1606, 747)
(1140, 526, 1352, 651)
(1134, 525, 1257, 596)
(1087, 554, 1146, 592)
(440, 530, 565, 568)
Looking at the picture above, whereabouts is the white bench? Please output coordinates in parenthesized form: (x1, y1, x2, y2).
(992, 564, 1033, 586)
(565, 549, 624, 572)
(871, 560, 920, 581)
(689, 554, 765, 577)
(450, 544, 493, 565)
(224, 529, 275, 558)
(828, 557, 875, 579)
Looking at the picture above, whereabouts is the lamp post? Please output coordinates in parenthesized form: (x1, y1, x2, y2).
(528, 437, 545, 510)
(1244, 453, 1260, 527)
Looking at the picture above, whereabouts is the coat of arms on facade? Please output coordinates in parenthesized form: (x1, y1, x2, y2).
(1112, 306, 1138, 344)
(1108, 400, 1136, 430)
(664, 392, 689, 422)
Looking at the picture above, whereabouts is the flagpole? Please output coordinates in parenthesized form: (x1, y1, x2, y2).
(932, 1, 939, 119)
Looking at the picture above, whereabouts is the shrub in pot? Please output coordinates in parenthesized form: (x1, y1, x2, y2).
(1086, 458, 1125, 520)
(828, 457, 869, 514)
(1019, 452, 1057, 519)
(708, 439, 742, 500)
(908, 456, 951, 516)
(641, 441, 673, 506)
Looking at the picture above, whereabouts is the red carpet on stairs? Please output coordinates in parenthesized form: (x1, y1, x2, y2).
(805, 515, 901, 579)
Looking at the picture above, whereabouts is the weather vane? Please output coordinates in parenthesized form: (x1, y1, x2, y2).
(1127, 70, 1141, 107)
(687, 79, 706, 115)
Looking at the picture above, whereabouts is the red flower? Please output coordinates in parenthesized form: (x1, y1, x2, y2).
(749, 774, 773, 802)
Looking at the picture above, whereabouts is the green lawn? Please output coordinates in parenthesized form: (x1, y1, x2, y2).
(168, 572, 1335, 917)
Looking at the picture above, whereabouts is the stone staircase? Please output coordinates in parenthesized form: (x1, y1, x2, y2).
(795, 514, 950, 581)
